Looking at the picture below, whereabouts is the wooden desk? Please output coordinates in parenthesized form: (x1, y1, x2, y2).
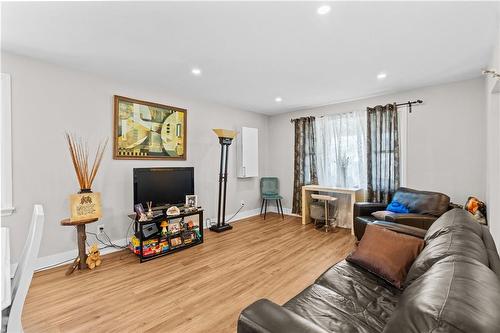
(302, 185, 364, 234)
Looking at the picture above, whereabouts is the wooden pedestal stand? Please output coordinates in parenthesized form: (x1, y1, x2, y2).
(60, 217, 98, 275)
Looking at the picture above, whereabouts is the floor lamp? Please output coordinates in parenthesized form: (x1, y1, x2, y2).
(210, 129, 237, 233)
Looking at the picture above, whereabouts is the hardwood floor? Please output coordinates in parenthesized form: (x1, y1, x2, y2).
(23, 213, 356, 333)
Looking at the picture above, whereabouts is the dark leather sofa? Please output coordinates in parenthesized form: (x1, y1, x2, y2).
(238, 209, 500, 333)
(354, 187, 451, 240)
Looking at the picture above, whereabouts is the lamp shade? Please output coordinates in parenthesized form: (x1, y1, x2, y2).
(212, 129, 237, 139)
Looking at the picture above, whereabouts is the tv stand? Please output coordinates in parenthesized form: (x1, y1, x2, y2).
(128, 209, 204, 263)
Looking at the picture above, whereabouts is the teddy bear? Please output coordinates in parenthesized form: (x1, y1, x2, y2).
(86, 244, 102, 270)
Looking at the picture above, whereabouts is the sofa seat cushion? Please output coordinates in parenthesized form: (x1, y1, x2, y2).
(384, 255, 500, 333)
(284, 260, 401, 333)
(357, 214, 434, 231)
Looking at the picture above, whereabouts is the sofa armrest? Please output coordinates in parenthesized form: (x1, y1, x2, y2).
(372, 221, 427, 239)
(353, 202, 387, 218)
(384, 213, 437, 229)
(237, 299, 328, 333)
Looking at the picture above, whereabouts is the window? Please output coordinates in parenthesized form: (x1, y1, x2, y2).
(315, 111, 366, 189)
(314, 107, 407, 191)
(1, 73, 14, 216)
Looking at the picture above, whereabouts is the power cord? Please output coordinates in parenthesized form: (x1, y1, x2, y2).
(35, 222, 135, 272)
(86, 220, 134, 250)
(225, 204, 245, 224)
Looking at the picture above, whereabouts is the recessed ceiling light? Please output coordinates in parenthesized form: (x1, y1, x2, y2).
(275, 97, 283, 103)
(317, 5, 331, 15)
(377, 72, 387, 80)
(191, 68, 202, 76)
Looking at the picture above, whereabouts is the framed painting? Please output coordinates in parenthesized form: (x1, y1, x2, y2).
(113, 95, 187, 160)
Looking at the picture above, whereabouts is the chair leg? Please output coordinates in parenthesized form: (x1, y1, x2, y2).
(264, 199, 268, 219)
(260, 199, 265, 216)
(278, 199, 284, 219)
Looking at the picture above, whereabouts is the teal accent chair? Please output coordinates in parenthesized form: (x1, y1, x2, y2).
(260, 177, 284, 219)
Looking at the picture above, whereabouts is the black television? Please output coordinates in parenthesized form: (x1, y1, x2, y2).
(133, 167, 194, 209)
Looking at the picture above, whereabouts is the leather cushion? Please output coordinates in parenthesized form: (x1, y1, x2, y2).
(481, 225, 500, 277)
(347, 225, 424, 289)
(406, 228, 488, 285)
(371, 210, 395, 220)
(285, 260, 401, 333)
(392, 187, 450, 217)
(238, 299, 329, 333)
(356, 216, 377, 224)
(384, 255, 500, 333)
(425, 208, 483, 242)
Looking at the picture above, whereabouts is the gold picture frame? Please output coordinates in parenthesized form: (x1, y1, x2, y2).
(113, 95, 187, 160)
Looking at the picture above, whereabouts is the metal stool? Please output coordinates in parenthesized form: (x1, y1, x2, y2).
(310, 194, 338, 232)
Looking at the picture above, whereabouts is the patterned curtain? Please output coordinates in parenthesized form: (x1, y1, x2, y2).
(292, 117, 318, 214)
(366, 104, 400, 203)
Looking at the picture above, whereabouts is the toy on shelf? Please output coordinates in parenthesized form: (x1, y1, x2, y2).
(167, 206, 180, 216)
(159, 240, 169, 252)
(170, 236, 182, 247)
(135, 203, 148, 222)
(160, 220, 168, 236)
(182, 231, 196, 244)
(146, 201, 154, 219)
(168, 221, 180, 234)
(86, 244, 102, 270)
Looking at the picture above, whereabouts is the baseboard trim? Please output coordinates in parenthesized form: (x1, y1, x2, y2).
(204, 207, 262, 228)
(35, 207, 265, 272)
(35, 238, 129, 271)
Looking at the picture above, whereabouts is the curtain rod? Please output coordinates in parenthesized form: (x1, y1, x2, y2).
(290, 99, 424, 122)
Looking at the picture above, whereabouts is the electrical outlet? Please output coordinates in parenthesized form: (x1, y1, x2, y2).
(97, 224, 104, 233)
(240, 200, 245, 206)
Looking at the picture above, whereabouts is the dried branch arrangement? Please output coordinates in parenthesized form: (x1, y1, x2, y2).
(65, 133, 108, 191)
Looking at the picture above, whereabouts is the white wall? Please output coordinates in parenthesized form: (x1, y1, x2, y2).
(267, 78, 486, 210)
(486, 21, 500, 247)
(1, 52, 269, 264)
(1, 51, 493, 265)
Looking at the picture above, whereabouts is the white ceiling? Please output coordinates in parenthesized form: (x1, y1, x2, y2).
(2, 2, 499, 115)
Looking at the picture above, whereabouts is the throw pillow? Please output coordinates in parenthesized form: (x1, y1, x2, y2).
(464, 196, 487, 224)
(346, 224, 424, 289)
(371, 210, 394, 220)
(386, 200, 409, 214)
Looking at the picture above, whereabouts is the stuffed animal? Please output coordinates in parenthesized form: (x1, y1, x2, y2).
(86, 244, 102, 270)
(160, 220, 168, 236)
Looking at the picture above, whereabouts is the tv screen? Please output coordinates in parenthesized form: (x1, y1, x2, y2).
(133, 167, 194, 209)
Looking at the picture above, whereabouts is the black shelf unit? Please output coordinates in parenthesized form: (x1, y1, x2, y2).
(130, 209, 204, 263)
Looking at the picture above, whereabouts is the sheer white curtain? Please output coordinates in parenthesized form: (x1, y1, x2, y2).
(315, 111, 366, 189)
(315, 111, 366, 228)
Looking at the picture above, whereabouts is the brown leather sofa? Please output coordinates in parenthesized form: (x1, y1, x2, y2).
(354, 187, 452, 240)
(237, 209, 500, 333)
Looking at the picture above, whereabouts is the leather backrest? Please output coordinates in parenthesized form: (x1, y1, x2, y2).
(424, 208, 500, 278)
(405, 228, 488, 285)
(392, 187, 450, 216)
(384, 255, 500, 333)
(481, 225, 500, 278)
(425, 208, 483, 242)
(406, 209, 493, 285)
